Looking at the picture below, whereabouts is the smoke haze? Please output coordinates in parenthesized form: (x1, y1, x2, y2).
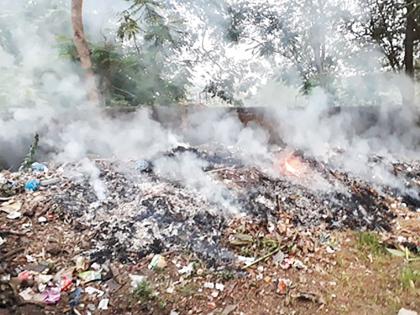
(1, 0, 419, 205)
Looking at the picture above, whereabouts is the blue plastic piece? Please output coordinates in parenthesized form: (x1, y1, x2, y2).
(25, 179, 40, 192)
(31, 162, 47, 172)
(69, 287, 83, 308)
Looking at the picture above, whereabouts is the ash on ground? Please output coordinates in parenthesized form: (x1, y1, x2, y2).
(12, 145, 411, 266)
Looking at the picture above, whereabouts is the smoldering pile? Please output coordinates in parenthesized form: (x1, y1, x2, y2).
(3, 144, 418, 266)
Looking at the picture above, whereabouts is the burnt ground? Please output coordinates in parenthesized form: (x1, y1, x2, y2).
(0, 145, 419, 314)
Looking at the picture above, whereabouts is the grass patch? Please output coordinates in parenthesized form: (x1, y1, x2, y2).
(133, 280, 155, 302)
(218, 270, 236, 281)
(178, 283, 198, 297)
(356, 232, 385, 255)
(400, 266, 420, 289)
(133, 279, 168, 310)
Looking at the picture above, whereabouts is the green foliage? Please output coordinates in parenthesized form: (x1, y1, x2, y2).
(348, 0, 407, 71)
(118, 0, 189, 50)
(117, 14, 140, 41)
(400, 265, 420, 289)
(203, 80, 243, 106)
(218, 270, 236, 281)
(133, 280, 155, 302)
(59, 38, 189, 106)
(356, 232, 385, 255)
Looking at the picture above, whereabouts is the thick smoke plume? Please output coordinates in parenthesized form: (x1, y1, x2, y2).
(1, 0, 419, 206)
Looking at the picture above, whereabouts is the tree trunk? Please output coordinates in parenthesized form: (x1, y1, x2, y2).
(403, 0, 415, 105)
(71, 0, 100, 105)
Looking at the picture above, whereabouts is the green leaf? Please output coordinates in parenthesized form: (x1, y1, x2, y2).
(386, 248, 406, 257)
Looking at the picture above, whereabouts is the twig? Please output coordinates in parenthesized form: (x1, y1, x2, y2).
(242, 247, 279, 270)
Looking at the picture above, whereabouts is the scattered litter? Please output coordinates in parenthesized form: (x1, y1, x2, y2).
(85, 286, 104, 297)
(204, 282, 215, 289)
(215, 283, 225, 291)
(293, 292, 326, 304)
(38, 216, 47, 223)
(1, 144, 420, 313)
(292, 259, 306, 270)
(179, 262, 194, 275)
(87, 304, 96, 312)
(19, 287, 43, 302)
(42, 287, 61, 304)
(32, 162, 48, 173)
(129, 274, 146, 289)
(18, 271, 33, 282)
(25, 179, 40, 192)
(236, 256, 255, 266)
(69, 287, 83, 308)
(60, 275, 73, 292)
(398, 308, 418, 315)
(91, 262, 101, 270)
(326, 246, 335, 254)
(78, 270, 101, 284)
(280, 258, 293, 270)
(0, 201, 22, 214)
(98, 298, 109, 310)
(75, 256, 90, 272)
(272, 250, 285, 264)
(148, 254, 167, 270)
(6, 211, 22, 220)
(36, 274, 53, 284)
(276, 278, 291, 295)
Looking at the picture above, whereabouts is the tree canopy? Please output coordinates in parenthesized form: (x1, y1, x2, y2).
(0, 0, 419, 108)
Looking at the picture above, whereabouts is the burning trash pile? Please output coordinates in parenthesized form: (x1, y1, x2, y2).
(2, 144, 420, 262)
(1, 143, 419, 312)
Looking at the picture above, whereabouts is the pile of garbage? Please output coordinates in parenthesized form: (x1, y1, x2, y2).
(1, 144, 420, 312)
(1, 145, 419, 268)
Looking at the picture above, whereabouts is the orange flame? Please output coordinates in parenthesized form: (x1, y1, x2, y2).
(277, 153, 307, 177)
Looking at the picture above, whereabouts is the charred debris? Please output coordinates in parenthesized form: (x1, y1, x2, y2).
(1, 133, 419, 266)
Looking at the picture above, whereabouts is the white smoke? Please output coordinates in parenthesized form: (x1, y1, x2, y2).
(0, 0, 419, 203)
